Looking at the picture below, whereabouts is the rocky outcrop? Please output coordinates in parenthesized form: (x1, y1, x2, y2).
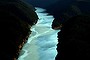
(0, 0, 38, 60)
(56, 15, 90, 60)
(51, 1, 90, 30)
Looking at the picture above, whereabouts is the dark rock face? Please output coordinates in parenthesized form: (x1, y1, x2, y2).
(56, 15, 90, 60)
(0, 0, 38, 60)
(0, 0, 38, 26)
(46, 1, 90, 19)
(51, 1, 90, 30)
(52, 18, 62, 30)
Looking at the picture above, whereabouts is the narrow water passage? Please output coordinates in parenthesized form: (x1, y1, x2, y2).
(18, 7, 60, 60)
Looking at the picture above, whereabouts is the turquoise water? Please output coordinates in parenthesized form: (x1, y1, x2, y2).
(18, 7, 60, 60)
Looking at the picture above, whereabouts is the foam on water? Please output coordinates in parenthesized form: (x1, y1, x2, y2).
(18, 7, 60, 60)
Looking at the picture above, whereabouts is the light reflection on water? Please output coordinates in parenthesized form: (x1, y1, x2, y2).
(18, 7, 60, 60)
